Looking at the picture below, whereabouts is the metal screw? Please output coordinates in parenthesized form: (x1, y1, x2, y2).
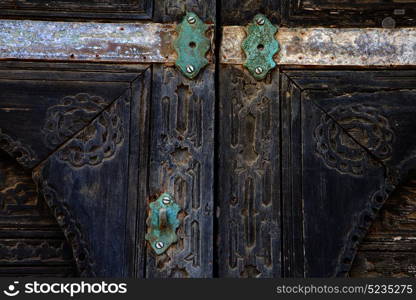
(186, 65, 195, 73)
(155, 241, 164, 249)
(255, 67, 263, 74)
(187, 16, 196, 24)
(256, 17, 265, 25)
(162, 196, 171, 205)
(382, 17, 396, 29)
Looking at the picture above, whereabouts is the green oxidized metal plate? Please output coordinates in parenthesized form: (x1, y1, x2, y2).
(174, 12, 210, 79)
(242, 14, 279, 80)
(145, 193, 180, 255)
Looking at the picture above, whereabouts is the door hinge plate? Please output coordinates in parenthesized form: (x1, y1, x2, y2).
(174, 12, 210, 79)
(242, 14, 279, 80)
(145, 193, 180, 255)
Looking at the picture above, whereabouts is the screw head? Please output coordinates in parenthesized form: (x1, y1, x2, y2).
(162, 197, 171, 205)
(186, 65, 195, 73)
(255, 67, 263, 74)
(382, 17, 396, 29)
(187, 16, 196, 24)
(256, 17, 265, 25)
(155, 241, 164, 249)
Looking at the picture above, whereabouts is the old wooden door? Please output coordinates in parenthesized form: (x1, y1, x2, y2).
(0, 0, 415, 278)
(0, 1, 215, 278)
(218, 1, 416, 278)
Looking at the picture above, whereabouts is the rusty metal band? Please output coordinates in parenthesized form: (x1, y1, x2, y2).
(222, 26, 416, 66)
(0, 20, 415, 66)
(0, 20, 178, 63)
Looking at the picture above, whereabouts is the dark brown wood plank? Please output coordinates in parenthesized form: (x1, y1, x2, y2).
(154, 0, 216, 23)
(282, 0, 416, 27)
(221, 0, 416, 26)
(281, 73, 304, 278)
(217, 65, 281, 278)
(220, 0, 280, 25)
(126, 68, 151, 278)
(0, 0, 152, 20)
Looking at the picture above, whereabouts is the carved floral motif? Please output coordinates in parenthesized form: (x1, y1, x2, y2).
(0, 129, 37, 168)
(43, 93, 107, 149)
(43, 94, 124, 167)
(315, 104, 394, 176)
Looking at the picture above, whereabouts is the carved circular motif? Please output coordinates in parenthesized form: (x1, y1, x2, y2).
(314, 104, 394, 176)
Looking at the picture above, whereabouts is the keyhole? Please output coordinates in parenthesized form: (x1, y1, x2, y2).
(189, 41, 196, 48)
(257, 44, 264, 51)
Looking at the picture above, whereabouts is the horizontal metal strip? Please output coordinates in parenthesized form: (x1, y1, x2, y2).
(0, 20, 414, 66)
(222, 26, 416, 66)
(0, 20, 179, 63)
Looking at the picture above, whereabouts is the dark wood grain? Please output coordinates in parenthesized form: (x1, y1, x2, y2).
(0, 150, 76, 277)
(145, 65, 215, 278)
(0, 61, 149, 277)
(0, 62, 138, 169)
(221, 0, 416, 26)
(351, 171, 416, 278)
(0, 0, 217, 21)
(154, 0, 216, 23)
(217, 65, 281, 278)
(0, 0, 152, 20)
(281, 69, 416, 277)
(143, 0, 216, 279)
(220, 0, 280, 25)
(282, 0, 416, 27)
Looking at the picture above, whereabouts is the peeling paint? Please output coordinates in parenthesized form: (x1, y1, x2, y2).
(0, 20, 180, 63)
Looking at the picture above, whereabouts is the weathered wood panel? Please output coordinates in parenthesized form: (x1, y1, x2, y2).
(280, 74, 304, 278)
(281, 69, 416, 277)
(0, 150, 76, 277)
(282, 0, 416, 27)
(0, 62, 137, 169)
(143, 0, 216, 279)
(0, 0, 152, 20)
(34, 91, 132, 276)
(154, 0, 216, 23)
(0, 0, 218, 22)
(217, 65, 281, 278)
(220, 0, 280, 25)
(146, 65, 214, 278)
(221, 0, 416, 26)
(0, 61, 150, 277)
(351, 171, 416, 277)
